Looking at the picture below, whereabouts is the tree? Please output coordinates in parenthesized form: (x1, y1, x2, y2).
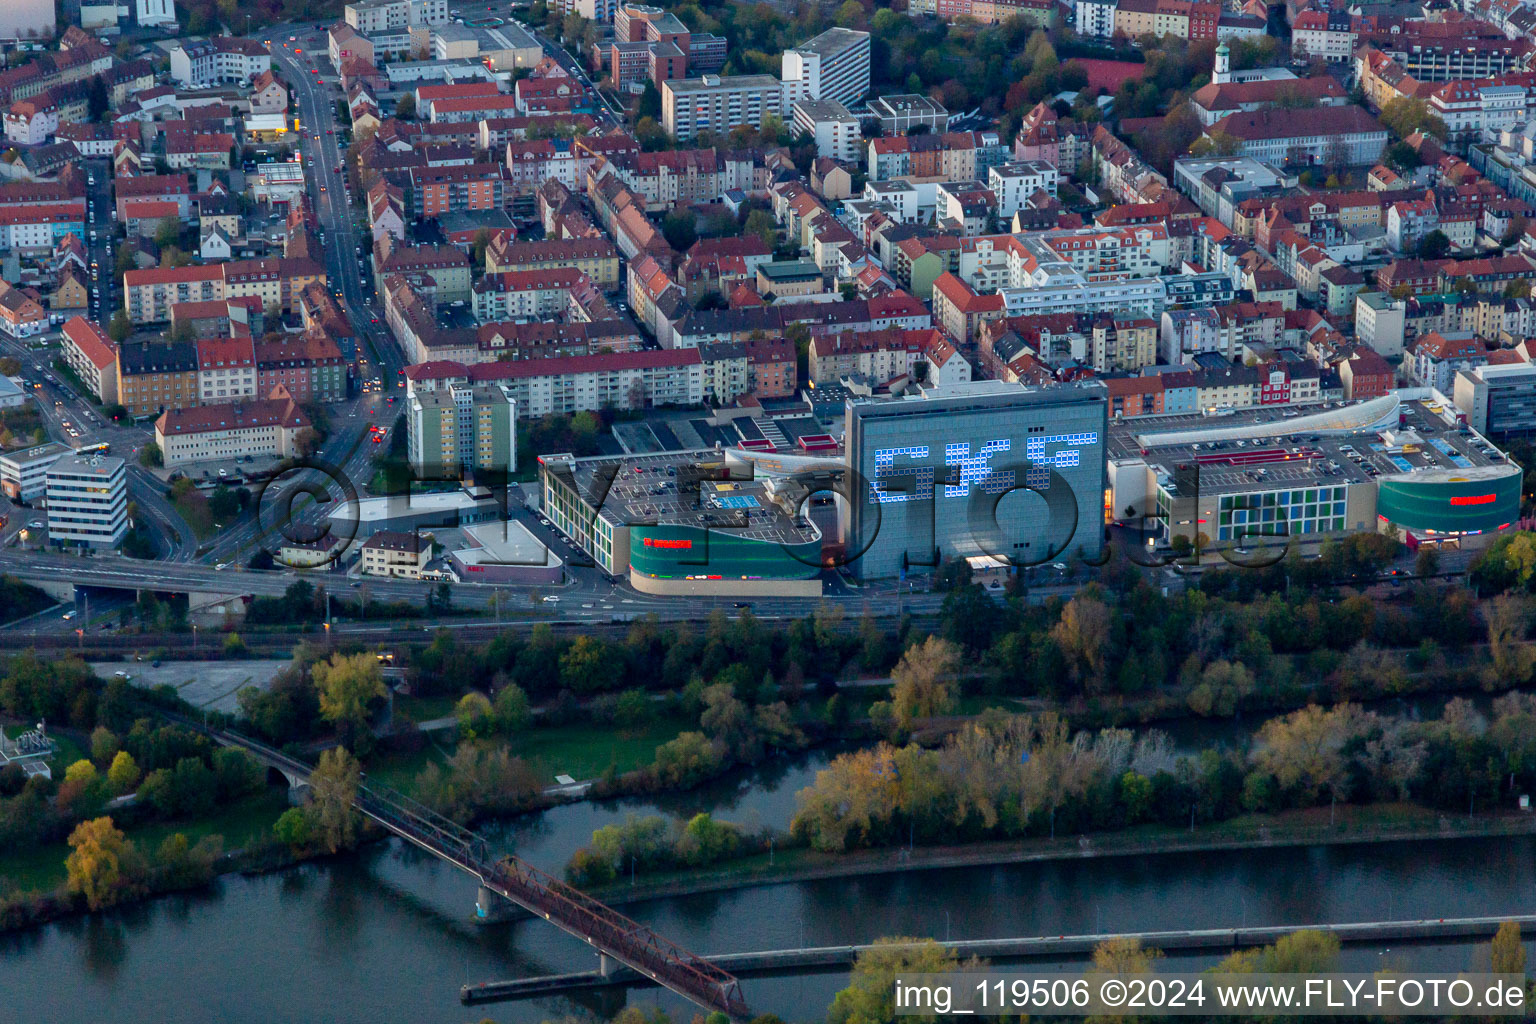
(394, 93, 416, 120)
(0, 356, 19, 376)
(308, 747, 361, 853)
(294, 426, 322, 458)
(890, 636, 962, 729)
(107, 750, 140, 794)
(208, 485, 240, 523)
(744, 209, 778, 249)
(560, 634, 619, 693)
(87, 74, 109, 121)
(1417, 230, 1452, 261)
(634, 115, 667, 151)
(662, 208, 697, 251)
(107, 309, 132, 343)
(1090, 936, 1163, 975)
(1415, 544, 1441, 577)
(1491, 921, 1526, 976)
(832, 0, 866, 29)
(139, 442, 163, 468)
(636, 79, 661, 121)
(272, 806, 314, 850)
(1051, 595, 1114, 692)
(829, 938, 968, 1024)
(1252, 704, 1360, 805)
(1379, 97, 1447, 142)
(494, 682, 531, 733)
(166, 319, 195, 345)
(469, 227, 493, 267)
(455, 691, 495, 739)
(65, 816, 137, 910)
(312, 652, 387, 748)
(154, 218, 182, 251)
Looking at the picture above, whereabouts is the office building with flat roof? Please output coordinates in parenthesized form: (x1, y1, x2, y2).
(0, 442, 70, 501)
(45, 454, 127, 549)
(865, 94, 949, 136)
(842, 380, 1109, 579)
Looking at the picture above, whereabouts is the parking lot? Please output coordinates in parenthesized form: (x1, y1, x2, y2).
(91, 659, 293, 714)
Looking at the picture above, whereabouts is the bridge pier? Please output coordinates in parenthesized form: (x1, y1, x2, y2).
(598, 954, 617, 977)
(475, 885, 514, 923)
(287, 781, 311, 806)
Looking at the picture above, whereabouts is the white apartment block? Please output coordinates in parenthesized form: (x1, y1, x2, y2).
(792, 99, 861, 164)
(169, 39, 271, 88)
(1076, 0, 1116, 37)
(345, 0, 447, 33)
(197, 363, 257, 404)
(781, 27, 870, 109)
(663, 75, 782, 141)
(1001, 264, 1167, 320)
(46, 455, 127, 549)
(551, 0, 615, 20)
(989, 160, 1059, 216)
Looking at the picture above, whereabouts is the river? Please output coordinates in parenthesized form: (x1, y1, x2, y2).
(5, 722, 1536, 1023)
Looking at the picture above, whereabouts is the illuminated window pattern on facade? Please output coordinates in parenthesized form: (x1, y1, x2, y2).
(871, 432, 1099, 504)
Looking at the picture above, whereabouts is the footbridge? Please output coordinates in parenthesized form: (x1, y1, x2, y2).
(186, 720, 751, 1019)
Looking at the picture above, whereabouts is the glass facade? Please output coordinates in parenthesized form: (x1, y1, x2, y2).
(1216, 485, 1348, 541)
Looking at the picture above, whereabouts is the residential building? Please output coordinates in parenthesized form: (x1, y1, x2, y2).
(195, 337, 257, 404)
(169, 38, 271, 88)
(117, 341, 198, 418)
(405, 381, 517, 478)
(359, 530, 433, 578)
(792, 99, 861, 164)
(0, 281, 45, 338)
(60, 315, 118, 404)
(153, 388, 312, 466)
(405, 349, 705, 418)
(781, 27, 870, 109)
(662, 74, 782, 141)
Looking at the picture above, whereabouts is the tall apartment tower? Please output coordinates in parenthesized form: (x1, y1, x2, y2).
(45, 454, 128, 550)
(407, 381, 517, 479)
(781, 27, 870, 109)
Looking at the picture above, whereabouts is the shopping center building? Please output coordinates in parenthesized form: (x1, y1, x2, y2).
(537, 449, 826, 596)
(1108, 394, 1522, 552)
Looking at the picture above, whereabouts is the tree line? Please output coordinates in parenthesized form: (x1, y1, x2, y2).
(790, 696, 1536, 854)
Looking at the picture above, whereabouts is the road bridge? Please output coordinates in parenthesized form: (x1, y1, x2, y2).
(182, 719, 751, 1020)
(461, 914, 1536, 1004)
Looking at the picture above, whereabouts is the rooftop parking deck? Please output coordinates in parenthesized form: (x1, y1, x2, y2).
(1108, 398, 1511, 497)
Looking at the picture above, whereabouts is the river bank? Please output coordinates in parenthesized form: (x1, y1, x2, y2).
(567, 805, 1536, 913)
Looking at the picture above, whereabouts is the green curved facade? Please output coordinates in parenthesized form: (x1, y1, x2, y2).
(1376, 470, 1522, 535)
(628, 524, 821, 581)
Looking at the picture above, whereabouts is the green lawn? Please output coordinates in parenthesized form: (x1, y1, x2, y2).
(512, 716, 691, 783)
(0, 788, 290, 896)
(395, 694, 458, 723)
(171, 491, 217, 540)
(362, 741, 453, 794)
